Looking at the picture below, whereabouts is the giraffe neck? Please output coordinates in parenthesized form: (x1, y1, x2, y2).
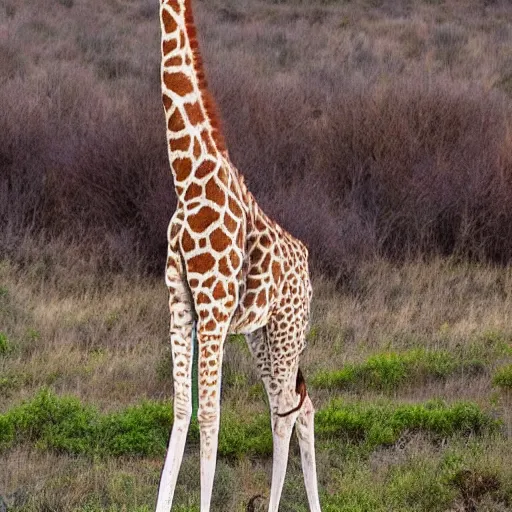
(160, 0, 227, 197)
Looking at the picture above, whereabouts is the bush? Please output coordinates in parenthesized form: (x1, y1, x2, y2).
(311, 349, 476, 391)
(101, 401, 173, 457)
(0, 391, 499, 458)
(493, 365, 512, 390)
(316, 400, 499, 450)
(5, 388, 99, 454)
(1, 63, 512, 276)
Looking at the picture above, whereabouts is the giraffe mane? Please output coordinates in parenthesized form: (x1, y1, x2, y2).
(184, 0, 227, 155)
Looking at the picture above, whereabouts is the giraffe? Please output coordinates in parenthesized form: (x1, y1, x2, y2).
(155, 1, 321, 511)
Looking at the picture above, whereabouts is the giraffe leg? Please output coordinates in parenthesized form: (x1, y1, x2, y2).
(247, 330, 319, 511)
(246, 330, 301, 512)
(296, 395, 322, 512)
(267, 373, 302, 512)
(156, 255, 194, 512)
(196, 329, 228, 512)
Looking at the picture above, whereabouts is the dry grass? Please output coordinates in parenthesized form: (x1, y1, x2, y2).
(1, 244, 512, 509)
(1, 0, 512, 274)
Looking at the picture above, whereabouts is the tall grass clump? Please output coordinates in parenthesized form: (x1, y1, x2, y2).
(316, 400, 499, 451)
(493, 365, 512, 390)
(0, 332, 13, 355)
(311, 349, 484, 391)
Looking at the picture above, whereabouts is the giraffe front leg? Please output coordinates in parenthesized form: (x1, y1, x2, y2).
(196, 330, 227, 512)
(296, 395, 322, 512)
(156, 258, 194, 512)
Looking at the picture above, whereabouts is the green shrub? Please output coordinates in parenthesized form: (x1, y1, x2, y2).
(101, 401, 172, 457)
(0, 332, 13, 355)
(311, 349, 480, 391)
(218, 412, 272, 458)
(492, 365, 512, 389)
(5, 388, 98, 454)
(316, 400, 498, 451)
(0, 391, 499, 459)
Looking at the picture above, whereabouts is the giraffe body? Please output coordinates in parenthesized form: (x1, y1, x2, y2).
(156, 1, 321, 510)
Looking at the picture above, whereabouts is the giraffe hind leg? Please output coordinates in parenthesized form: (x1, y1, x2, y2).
(267, 365, 302, 512)
(246, 329, 305, 511)
(296, 395, 322, 512)
(156, 254, 194, 512)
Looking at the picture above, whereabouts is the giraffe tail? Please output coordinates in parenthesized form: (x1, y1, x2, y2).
(276, 367, 307, 418)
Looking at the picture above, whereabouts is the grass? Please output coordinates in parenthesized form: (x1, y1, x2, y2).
(0, 332, 13, 355)
(0, 390, 499, 460)
(493, 365, 512, 390)
(311, 348, 489, 391)
(2, 251, 512, 509)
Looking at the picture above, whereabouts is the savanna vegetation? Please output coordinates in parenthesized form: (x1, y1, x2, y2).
(1, 0, 512, 510)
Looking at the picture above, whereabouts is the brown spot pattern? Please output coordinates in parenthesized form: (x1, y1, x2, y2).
(164, 55, 182, 67)
(164, 72, 194, 96)
(166, 0, 180, 13)
(173, 157, 192, 181)
(185, 102, 205, 124)
(181, 230, 195, 252)
(218, 257, 230, 276)
(196, 160, 216, 179)
(261, 235, 272, 248)
(204, 320, 216, 331)
(203, 276, 216, 287)
(197, 292, 211, 305)
(272, 262, 282, 283)
(251, 248, 263, 264)
(229, 250, 240, 269)
(162, 94, 172, 110)
(256, 290, 266, 307)
(224, 213, 237, 233)
(184, 183, 202, 200)
(228, 197, 242, 217)
(168, 109, 185, 132)
(201, 130, 215, 154)
(162, 39, 178, 55)
(188, 253, 216, 273)
(247, 277, 260, 289)
(210, 228, 231, 252)
(170, 136, 191, 153)
(188, 206, 220, 233)
(162, 8, 177, 33)
(205, 178, 225, 206)
(212, 282, 226, 299)
(193, 138, 201, 158)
